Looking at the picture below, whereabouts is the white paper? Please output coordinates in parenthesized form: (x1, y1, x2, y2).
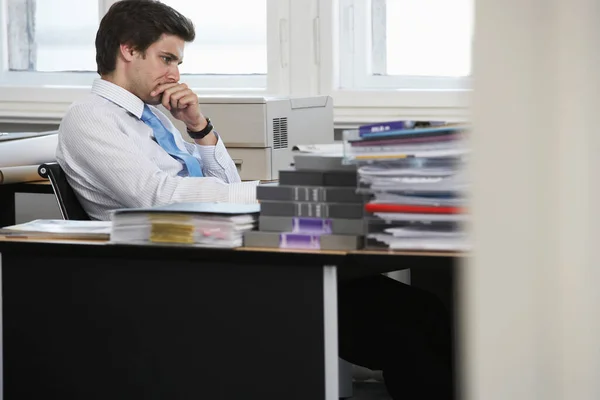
(374, 212, 469, 222)
(371, 193, 465, 206)
(0, 133, 58, 168)
(368, 233, 471, 251)
(0, 165, 45, 184)
(358, 165, 455, 177)
(363, 170, 469, 193)
(2, 219, 111, 234)
(351, 140, 463, 154)
(0, 219, 112, 238)
(383, 227, 465, 238)
(292, 143, 344, 154)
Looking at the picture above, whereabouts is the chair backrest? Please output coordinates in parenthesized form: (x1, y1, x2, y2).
(38, 163, 90, 220)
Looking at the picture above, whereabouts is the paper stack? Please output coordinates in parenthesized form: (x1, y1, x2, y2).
(110, 202, 260, 248)
(344, 122, 470, 251)
(244, 145, 366, 251)
(0, 219, 111, 240)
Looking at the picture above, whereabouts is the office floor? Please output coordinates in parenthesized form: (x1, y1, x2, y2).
(351, 382, 391, 400)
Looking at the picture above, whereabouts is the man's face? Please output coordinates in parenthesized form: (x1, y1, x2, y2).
(127, 34, 185, 104)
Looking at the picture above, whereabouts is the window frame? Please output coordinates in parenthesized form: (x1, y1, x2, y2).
(318, 0, 470, 125)
(0, 0, 277, 91)
(336, 0, 472, 90)
(0, 0, 470, 126)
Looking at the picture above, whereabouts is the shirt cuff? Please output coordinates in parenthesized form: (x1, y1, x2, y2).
(195, 132, 231, 170)
(228, 180, 260, 203)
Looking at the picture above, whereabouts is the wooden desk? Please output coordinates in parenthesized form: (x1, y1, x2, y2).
(0, 239, 459, 400)
(0, 180, 52, 227)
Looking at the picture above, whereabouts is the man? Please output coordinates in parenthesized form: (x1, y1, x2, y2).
(57, 0, 257, 221)
(57, 1, 453, 399)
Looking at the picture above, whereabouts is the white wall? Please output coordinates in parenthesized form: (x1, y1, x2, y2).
(464, 0, 600, 399)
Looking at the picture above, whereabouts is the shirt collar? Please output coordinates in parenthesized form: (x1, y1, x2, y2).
(91, 79, 145, 119)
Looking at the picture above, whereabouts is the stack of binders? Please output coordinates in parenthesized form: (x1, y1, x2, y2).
(110, 202, 260, 248)
(243, 151, 366, 251)
(344, 121, 470, 251)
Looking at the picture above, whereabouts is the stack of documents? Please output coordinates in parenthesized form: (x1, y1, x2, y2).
(0, 219, 111, 240)
(244, 146, 366, 251)
(110, 202, 260, 248)
(344, 122, 470, 251)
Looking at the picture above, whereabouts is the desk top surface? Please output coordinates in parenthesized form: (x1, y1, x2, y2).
(0, 237, 466, 258)
(0, 237, 461, 257)
(0, 238, 458, 278)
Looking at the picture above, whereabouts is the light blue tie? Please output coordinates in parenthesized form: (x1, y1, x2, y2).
(141, 105, 203, 177)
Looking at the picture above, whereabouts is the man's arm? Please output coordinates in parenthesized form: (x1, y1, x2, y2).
(180, 132, 243, 184)
(150, 83, 244, 184)
(154, 111, 242, 183)
(58, 104, 257, 209)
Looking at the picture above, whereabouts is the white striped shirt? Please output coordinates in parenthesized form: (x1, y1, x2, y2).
(56, 79, 258, 221)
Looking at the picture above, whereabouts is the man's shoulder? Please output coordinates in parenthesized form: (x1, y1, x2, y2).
(63, 93, 125, 122)
(60, 94, 130, 140)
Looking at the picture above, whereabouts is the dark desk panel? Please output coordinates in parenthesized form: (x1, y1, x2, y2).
(0, 241, 339, 400)
(0, 240, 346, 267)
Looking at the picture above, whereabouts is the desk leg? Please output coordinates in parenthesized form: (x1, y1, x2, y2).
(323, 265, 340, 400)
(0, 187, 16, 227)
(0, 254, 3, 400)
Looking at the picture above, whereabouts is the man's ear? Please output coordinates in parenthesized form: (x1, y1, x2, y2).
(119, 43, 137, 62)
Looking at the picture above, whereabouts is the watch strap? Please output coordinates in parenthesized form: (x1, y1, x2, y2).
(187, 118, 213, 139)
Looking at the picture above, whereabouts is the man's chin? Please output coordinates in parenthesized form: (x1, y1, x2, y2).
(145, 97, 162, 106)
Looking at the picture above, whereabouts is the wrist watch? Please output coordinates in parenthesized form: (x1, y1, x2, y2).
(187, 118, 213, 139)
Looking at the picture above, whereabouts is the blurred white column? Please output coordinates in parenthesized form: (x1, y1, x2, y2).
(6, 0, 36, 71)
(464, 0, 600, 399)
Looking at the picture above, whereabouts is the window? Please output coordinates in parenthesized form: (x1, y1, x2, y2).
(161, 0, 267, 76)
(3, 0, 269, 88)
(338, 0, 473, 90)
(0, 0, 472, 124)
(33, 0, 99, 72)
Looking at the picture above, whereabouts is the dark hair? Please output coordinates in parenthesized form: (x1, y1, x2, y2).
(95, 0, 195, 75)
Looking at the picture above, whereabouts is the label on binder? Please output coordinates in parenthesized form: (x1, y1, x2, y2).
(279, 233, 322, 250)
(291, 217, 333, 234)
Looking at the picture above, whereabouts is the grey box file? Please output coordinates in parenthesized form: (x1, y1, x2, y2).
(260, 201, 364, 219)
(259, 216, 365, 235)
(292, 153, 356, 172)
(244, 231, 363, 251)
(257, 185, 364, 203)
(278, 169, 357, 187)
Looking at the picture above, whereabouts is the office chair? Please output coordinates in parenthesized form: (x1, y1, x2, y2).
(38, 163, 90, 220)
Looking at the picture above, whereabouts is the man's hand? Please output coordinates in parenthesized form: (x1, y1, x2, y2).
(151, 82, 207, 132)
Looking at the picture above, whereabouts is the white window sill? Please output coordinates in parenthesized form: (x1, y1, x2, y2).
(0, 85, 471, 126)
(331, 89, 470, 126)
